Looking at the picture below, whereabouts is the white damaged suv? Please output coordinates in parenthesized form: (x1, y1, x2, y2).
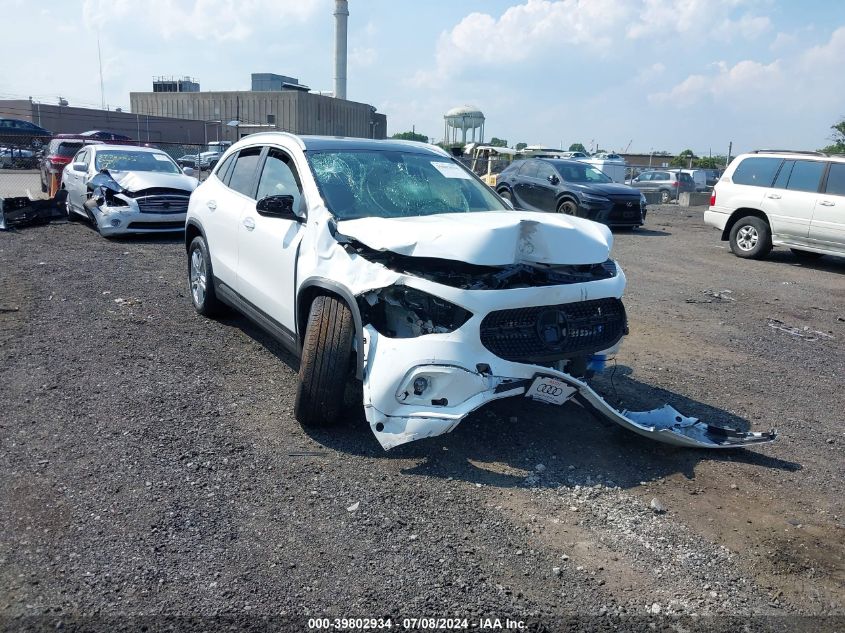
(185, 133, 774, 450)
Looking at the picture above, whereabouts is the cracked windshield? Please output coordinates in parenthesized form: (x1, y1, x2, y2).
(308, 150, 506, 219)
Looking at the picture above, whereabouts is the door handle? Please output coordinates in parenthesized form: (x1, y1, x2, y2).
(206, 200, 217, 211)
(766, 193, 781, 199)
(819, 200, 835, 207)
(242, 216, 256, 231)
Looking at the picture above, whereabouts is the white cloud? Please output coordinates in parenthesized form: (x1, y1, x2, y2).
(82, 0, 324, 41)
(350, 46, 377, 68)
(649, 26, 845, 109)
(626, 0, 768, 39)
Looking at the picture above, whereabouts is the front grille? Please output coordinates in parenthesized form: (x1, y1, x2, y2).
(480, 298, 626, 362)
(607, 197, 642, 222)
(126, 221, 185, 230)
(136, 194, 189, 215)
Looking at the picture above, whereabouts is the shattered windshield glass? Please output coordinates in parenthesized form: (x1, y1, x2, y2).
(94, 150, 181, 174)
(307, 150, 507, 220)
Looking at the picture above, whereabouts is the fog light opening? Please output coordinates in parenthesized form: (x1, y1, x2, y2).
(110, 219, 121, 227)
(413, 377, 429, 396)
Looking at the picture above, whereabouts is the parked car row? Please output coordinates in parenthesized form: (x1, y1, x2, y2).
(53, 132, 773, 452)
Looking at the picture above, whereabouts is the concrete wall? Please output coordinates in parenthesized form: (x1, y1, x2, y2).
(129, 90, 387, 141)
(0, 100, 207, 143)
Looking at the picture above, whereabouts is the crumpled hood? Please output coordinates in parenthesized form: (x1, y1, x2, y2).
(108, 170, 198, 193)
(336, 211, 612, 265)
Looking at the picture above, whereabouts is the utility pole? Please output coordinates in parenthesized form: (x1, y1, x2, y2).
(97, 36, 105, 110)
(726, 141, 732, 167)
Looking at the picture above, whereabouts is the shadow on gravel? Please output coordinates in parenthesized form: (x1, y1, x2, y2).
(303, 364, 801, 491)
(614, 227, 671, 237)
(760, 250, 845, 274)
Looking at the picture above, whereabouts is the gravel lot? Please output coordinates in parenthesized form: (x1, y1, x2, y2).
(1, 206, 843, 631)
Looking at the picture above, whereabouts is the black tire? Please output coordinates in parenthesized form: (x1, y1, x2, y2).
(188, 236, 223, 316)
(659, 189, 672, 204)
(790, 248, 824, 261)
(295, 295, 355, 427)
(498, 189, 513, 203)
(729, 215, 772, 259)
(557, 198, 579, 216)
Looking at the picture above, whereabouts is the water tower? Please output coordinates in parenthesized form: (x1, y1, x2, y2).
(443, 105, 485, 145)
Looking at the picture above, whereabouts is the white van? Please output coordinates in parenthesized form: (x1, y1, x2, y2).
(681, 169, 707, 192)
(704, 150, 845, 260)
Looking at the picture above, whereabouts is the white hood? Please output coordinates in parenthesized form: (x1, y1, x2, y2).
(336, 211, 613, 266)
(109, 170, 198, 193)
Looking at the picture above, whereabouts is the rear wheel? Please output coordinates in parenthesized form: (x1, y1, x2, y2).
(557, 199, 579, 216)
(729, 215, 772, 259)
(295, 295, 355, 427)
(188, 236, 223, 316)
(790, 248, 824, 261)
(498, 189, 513, 203)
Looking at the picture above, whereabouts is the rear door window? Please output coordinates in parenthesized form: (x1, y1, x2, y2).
(785, 160, 825, 193)
(214, 153, 236, 184)
(227, 148, 263, 198)
(824, 162, 845, 196)
(732, 157, 782, 187)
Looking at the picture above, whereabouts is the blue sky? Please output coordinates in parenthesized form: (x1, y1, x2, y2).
(2, 0, 844, 154)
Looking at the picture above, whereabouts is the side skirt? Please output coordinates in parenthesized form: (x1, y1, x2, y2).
(214, 279, 300, 358)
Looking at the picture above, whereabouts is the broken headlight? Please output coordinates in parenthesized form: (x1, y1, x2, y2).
(363, 286, 472, 338)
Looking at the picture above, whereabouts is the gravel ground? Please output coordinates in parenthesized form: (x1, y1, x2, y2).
(0, 205, 843, 632)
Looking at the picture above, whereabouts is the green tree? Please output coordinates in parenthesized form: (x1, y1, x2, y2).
(392, 131, 428, 143)
(670, 149, 696, 167)
(568, 142, 587, 153)
(820, 118, 845, 153)
(489, 137, 508, 147)
(515, 142, 527, 151)
(693, 155, 727, 169)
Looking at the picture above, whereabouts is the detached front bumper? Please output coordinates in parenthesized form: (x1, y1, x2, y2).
(361, 325, 775, 451)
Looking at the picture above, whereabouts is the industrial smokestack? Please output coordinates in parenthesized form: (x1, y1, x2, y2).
(334, 0, 348, 100)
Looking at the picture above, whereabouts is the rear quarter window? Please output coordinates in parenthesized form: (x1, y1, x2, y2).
(825, 162, 845, 196)
(732, 157, 782, 187)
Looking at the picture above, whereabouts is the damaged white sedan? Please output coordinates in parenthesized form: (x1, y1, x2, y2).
(185, 133, 775, 450)
(62, 144, 198, 236)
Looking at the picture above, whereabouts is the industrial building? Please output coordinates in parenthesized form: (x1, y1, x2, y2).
(130, 75, 386, 141)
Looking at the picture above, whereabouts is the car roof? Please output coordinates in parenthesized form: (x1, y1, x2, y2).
(533, 157, 596, 167)
(738, 150, 845, 164)
(90, 144, 167, 153)
(228, 132, 450, 157)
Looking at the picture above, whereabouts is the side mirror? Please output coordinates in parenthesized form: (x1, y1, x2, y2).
(72, 163, 87, 172)
(548, 174, 560, 185)
(256, 194, 302, 221)
(182, 167, 196, 177)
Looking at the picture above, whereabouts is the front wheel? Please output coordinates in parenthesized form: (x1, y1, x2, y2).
(498, 189, 513, 203)
(729, 216, 772, 259)
(557, 199, 579, 216)
(295, 295, 355, 427)
(188, 236, 223, 316)
(659, 189, 672, 204)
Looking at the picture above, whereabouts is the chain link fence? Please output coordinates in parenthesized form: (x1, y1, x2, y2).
(0, 135, 212, 201)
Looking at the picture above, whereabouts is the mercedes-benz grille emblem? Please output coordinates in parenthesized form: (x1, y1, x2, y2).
(537, 384, 564, 396)
(626, 201, 633, 207)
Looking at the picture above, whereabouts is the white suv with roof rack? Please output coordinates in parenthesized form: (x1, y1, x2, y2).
(704, 150, 845, 260)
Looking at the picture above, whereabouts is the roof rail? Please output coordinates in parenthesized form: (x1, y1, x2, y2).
(751, 149, 828, 156)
